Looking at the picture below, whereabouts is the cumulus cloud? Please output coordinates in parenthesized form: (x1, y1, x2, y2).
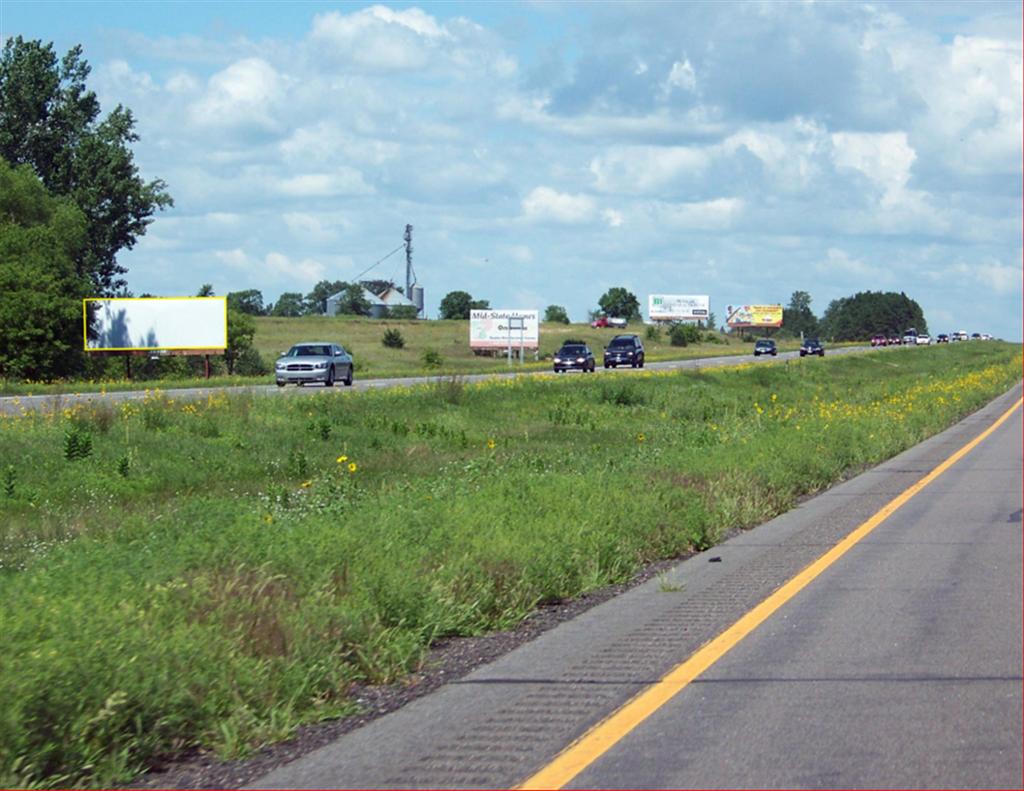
(276, 169, 374, 197)
(521, 187, 597, 224)
(189, 58, 286, 132)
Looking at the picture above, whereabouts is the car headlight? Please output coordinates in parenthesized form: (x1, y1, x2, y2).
(314, 361, 328, 369)
(553, 357, 562, 363)
(275, 362, 286, 370)
(576, 357, 585, 363)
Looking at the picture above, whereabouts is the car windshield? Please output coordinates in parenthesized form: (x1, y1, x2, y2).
(609, 339, 633, 348)
(560, 345, 586, 355)
(287, 345, 331, 357)
(805, 339, 820, 345)
(756, 340, 772, 346)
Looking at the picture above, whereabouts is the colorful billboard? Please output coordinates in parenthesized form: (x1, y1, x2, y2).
(726, 304, 783, 328)
(469, 309, 539, 349)
(84, 297, 228, 351)
(648, 294, 710, 322)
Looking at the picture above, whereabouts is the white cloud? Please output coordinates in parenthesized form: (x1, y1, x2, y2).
(189, 58, 285, 130)
(648, 198, 744, 229)
(277, 170, 373, 197)
(215, 248, 250, 269)
(603, 209, 624, 228)
(814, 247, 890, 282)
(264, 252, 327, 283)
(590, 146, 711, 194)
(831, 131, 916, 195)
(950, 260, 1023, 296)
(664, 58, 697, 93)
(521, 187, 597, 224)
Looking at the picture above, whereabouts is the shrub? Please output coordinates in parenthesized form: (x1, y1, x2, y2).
(670, 323, 702, 347)
(645, 325, 662, 342)
(421, 348, 443, 369)
(382, 329, 405, 349)
(234, 348, 269, 377)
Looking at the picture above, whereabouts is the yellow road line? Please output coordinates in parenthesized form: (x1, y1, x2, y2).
(520, 396, 1023, 790)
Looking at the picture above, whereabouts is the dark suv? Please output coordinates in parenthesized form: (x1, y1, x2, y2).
(603, 334, 645, 368)
(753, 339, 777, 357)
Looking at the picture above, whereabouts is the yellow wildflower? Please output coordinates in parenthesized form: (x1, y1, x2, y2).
(348, 462, 357, 473)
(300, 480, 312, 488)
(487, 439, 496, 450)
(336, 455, 348, 464)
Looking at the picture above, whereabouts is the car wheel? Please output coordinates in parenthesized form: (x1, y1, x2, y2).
(344, 365, 353, 386)
(772, 351, 777, 356)
(800, 351, 806, 357)
(325, 366, 335, 387)
(276, 381, 286, 387)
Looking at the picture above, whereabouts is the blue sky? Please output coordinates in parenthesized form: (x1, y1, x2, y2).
(3, 1, 1021, 339)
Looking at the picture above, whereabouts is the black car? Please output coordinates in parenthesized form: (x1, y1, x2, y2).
(553, 342, 595, 373)
(799, 338, 825, 357)
(754, 339, 777, 356)
(603, 334, 645, 368)
(936, 333, 950, 343)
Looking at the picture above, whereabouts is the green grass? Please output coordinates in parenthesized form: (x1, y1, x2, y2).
(0, 318, 797, 395)
(0, 342, 1019, 787)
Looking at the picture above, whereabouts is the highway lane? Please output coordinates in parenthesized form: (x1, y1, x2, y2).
(562, 395, 1023, 789)
(0, 344, 872, 416)
(249, 384, 1021, 790)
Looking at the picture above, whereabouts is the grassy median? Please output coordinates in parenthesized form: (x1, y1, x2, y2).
(0, 342, 1020, 786)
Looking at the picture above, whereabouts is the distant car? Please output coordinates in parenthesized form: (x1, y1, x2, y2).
(753, 339, 777, 356)
(981, 333, 993, 340)
(871, 334, 887, 347)
(902, 332, 918, 344)
(970, 332, 982, 340)
(888, 336, 902, 346)
(590, 316, 628, 329)
(800, 338, 825, 357)
(936, 333, 950, 343)
(915, 334, 931, 345)
(553, 342, 595, 373)
(953, 330, 968, 342)
(590, 316, 609, 328)
(604, 334, 645, 368)
(275, 342, 354, 387)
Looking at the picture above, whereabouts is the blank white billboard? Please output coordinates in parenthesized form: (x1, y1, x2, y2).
(84, 297, 228, 351)
(648, 294, 709, 321)
(469, 309, 539, 349)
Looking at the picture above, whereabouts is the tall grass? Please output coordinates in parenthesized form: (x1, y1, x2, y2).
(0, 343, 1019, 787)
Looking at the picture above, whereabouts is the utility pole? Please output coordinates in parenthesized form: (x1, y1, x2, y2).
(404, 224, 413, 297)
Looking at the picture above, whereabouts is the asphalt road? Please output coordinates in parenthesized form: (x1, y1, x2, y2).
(0, 344, 871, 415)
(250, 384, 1022, 790)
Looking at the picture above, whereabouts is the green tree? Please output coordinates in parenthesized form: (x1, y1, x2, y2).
(304, 279, 347, 315)
(819, 291, 927, 341)
(196, 283, 215, 297)
(337, 283, 372, 316)
(0, 37, 172, 295)
(597, 287, 641, 321)
(226, 289, 265, 316)
(270, 292, 304, 317)
(782, 290, 818, 338)
(0, 158, 89, 379)
(439, 290, 489, 320)
(544, 305, 570, 324)
(705, 311, 717, 332)
(224, 308, 255, 375)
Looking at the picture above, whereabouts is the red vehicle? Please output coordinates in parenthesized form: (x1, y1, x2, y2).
(590, 315, 627, 329)
(591, 316, 609, 328)
(871, 334, 888, 347)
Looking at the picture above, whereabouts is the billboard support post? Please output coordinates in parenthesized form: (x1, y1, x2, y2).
(508, 316, 525, 365)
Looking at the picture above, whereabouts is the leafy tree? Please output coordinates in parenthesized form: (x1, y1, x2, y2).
(384, 305, 419, 320)
(360, 279, 394, 297)
(669, 323, 701, 347)
(819, 291, 927, 341)
(782, 290, 818, 338)
(439, 290, 489, 320)
(224, 308, 255, 375)
(597, 287, 641, 321)
(336, 283, 372, 316)
(0, 158, 89, 379)
(227, 289, 265, 316)
(544, 305, 570, 324)
(304, 279, 347, 315)
(196, 283, 215, 297)
(270, 292, 304, 317)
(705, 311, 717, 332)
(0, 37, 172, 295)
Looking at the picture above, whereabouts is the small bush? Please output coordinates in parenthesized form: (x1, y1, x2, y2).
(235, 348, 269, 377)
(382, 329, 405, 349)
(421, 348, 443, 369)
(432, 375, 466, 405)
(670, 323, 702, 347)
(645, 325, 662, 342)
(598, 381, 649, 407)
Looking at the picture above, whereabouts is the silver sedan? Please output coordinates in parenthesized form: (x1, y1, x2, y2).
(275, 342, 354, 387)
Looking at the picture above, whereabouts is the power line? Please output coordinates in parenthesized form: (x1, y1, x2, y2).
(353, 243, 405, 282)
